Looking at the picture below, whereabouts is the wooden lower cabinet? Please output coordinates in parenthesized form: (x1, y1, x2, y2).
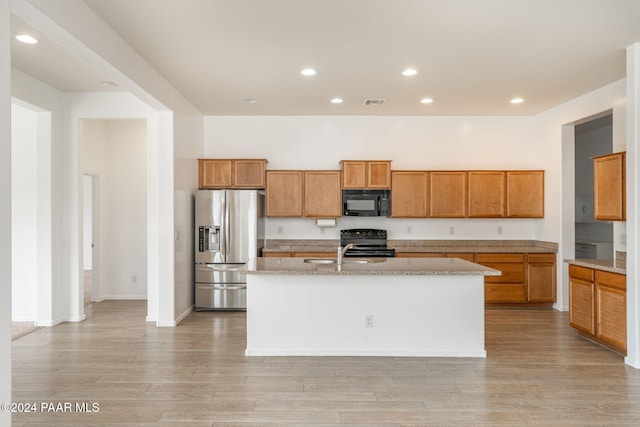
(476, 253, 526, 303)
(396, 251, 555, 305)
(595, 270, 626, 352)
(569, 267, 595, 334)
(527, 253, 556, 302)
(569, 264, 626, 354)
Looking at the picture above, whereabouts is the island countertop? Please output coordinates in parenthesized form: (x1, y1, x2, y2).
(246, 256, 502, 276)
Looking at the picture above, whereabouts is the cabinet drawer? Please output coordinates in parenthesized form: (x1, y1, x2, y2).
(291, 252, 335, 258)
(476, 253, 525, 263)
(528, 253, 555, 263)
(595, 270, 625, 291)
(569, 265, 594, 282)
(446, 253, 475, 262)
(480, 262, 525, 283)
(485, 284, 526, 303)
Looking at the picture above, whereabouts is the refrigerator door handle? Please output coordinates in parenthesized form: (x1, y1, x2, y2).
(197, 284, 247, 291)
(220, 190, 227, 263)
(224, 191, 231, 260)
(203, 264, 243, 271)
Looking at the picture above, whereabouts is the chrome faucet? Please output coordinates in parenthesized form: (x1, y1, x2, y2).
(337, 243, 355, 269)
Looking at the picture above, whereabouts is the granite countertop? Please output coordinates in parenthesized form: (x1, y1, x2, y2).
(262, 239, 558, 254)
(565, 258, 626, 275)
(246, 256, 502, 276)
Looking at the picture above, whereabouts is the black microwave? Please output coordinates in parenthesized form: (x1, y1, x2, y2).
(342, 190, 391, 217)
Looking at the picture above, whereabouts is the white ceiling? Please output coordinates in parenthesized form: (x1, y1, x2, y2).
(10, 0, 640, 115)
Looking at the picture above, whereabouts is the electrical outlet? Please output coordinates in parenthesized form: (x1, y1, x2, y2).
(277, 226, 283, 234)
(497, 226, 503, 235)
(406, 226, 412, 234)
(449, 226, 455, 235)
(132, 275, 137, 283)
(365, 315, 373, 328)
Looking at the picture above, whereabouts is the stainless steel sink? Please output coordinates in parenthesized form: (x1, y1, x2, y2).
(303, 258, 373, 264)
(303, 258, 336, 264)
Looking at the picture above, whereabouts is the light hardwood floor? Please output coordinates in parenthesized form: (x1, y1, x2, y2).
(11, 301, 640, 426)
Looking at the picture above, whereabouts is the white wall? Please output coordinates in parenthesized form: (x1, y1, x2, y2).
(1, 0, 12, 422)
(204, 115, 544, 241)
(11, 70, 60, 326)
(11, 103, 37, 320)
(82, 119, 147, 300)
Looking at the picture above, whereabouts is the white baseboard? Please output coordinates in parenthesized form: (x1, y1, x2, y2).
(100, 295, 147, 300)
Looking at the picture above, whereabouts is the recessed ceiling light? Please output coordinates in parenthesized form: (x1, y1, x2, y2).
(420, 98, 434, 104)
(301, 68, 317, 76)
(402, 68, 418, 76)
(15, 34, 38, 44)
(242, 98, 257, 104)
(510, 97, 525, 104)
(330, 98, 343, 104)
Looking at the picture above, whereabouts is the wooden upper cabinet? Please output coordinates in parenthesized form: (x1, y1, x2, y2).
(391, 171, 428, 217)
(234, 159, 266, 188)
(199, 159, 233, 188)
(594, 152, 625, 221)
(266, 171, 303, 217)
(429, 171, 467, 218)
(341, 160, 391, 189)
(199, 159, 266, 189)
(468, 171, 506, 217)
(506, 171, 544, 218)
(304, 171, 342, 218)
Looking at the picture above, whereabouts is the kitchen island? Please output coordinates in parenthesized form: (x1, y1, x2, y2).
(245, 257, 500, 357)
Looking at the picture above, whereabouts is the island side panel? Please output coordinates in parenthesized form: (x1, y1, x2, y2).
(246, 274, 486, 357)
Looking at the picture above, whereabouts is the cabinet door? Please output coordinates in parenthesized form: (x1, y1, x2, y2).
(596, 284, 626, 352)
(429, 171, 467, 217)
(367, 161, 392, 189)
(391, 171, 428, 217)
(341, 161, 367, 189)
(527, 253, 556, 302)
(594, 152, 626, 221)
(198, 159, 232, 188)
(507, 171, 544, 218)
(234, 160, 266, 188)
(304, 171, 342, 218)
(266, 171, 303, 217)
(569, 276, 595, 334)
(468, 171, 505, 217)
(595, 270, 626, 352)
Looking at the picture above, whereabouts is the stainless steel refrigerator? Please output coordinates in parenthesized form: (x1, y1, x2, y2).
(194, 189, 265, 310)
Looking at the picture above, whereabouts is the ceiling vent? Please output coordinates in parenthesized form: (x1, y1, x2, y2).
(364, 99, 386, 106)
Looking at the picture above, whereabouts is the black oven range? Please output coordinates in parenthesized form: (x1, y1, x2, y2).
(340, 229, 396, 258)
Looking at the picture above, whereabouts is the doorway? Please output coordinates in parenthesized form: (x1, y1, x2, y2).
(83, 174, 99, 305)
(574, 114, 614, 259)
(80, 119, 148, 304)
